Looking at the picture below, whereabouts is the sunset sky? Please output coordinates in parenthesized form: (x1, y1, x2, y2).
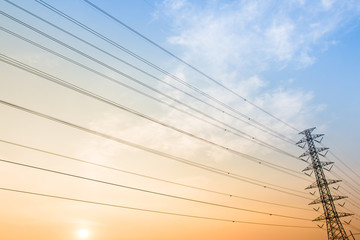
(0, 0, 360, 239)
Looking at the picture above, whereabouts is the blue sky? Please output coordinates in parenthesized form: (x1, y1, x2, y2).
(123, 0, 360, 160)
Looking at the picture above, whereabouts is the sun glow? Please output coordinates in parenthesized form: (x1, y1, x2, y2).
(78, 229, 89, 238)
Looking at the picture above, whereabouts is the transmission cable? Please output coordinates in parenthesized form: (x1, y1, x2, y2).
(319, 142, 360, 185)
(2, 0, 295, 148)
(329, 171, 360, 197)
(342, 206, 359, 220)
(0, 0, 356, 229)
(0, 23, 300, 162)
(0, 157, 312, 221)
(0, 138, 312, 212)
(0, 53, 310, 186)
(5, 0, 301, 150)
(0, 187, 317, 228)
(328, 159, 360, 189)
(0, 12, 303, 174)
(78, 0, 300, 133)
(33, 0, 359, 196)
(333, 185, 360, 204)
(32, 0, 297, 144)
(327, 187, 360, 211)
(333, 165, 360, 189)
(0, 97, 311, 200)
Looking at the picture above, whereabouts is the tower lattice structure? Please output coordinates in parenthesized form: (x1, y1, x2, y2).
(297, 127, 352, 240)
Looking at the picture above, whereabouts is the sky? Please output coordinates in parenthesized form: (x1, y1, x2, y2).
(0, 0, 360, 239)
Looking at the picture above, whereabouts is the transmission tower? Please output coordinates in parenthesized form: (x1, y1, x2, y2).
(297, 127, 352, 240)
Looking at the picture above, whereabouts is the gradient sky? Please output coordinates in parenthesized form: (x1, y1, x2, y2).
(0, 0, 360, 239)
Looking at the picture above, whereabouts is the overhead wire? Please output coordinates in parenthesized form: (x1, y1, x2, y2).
(336, 188, 360, 208)
(342, 206, 359, 220)
(0, 11, 305, 175)
(0, 187, 318, 228)
(0, 138, 313, 212)
(67, 0, 360, 208)
(0, 51, 310, 185)
(329, 171, 360, 197)
(333, 164, 360, 189)
(33, 0, 297, 144)
(7, 0, 358, 225)
(0, 157, 312, 221)
(327, 170, 360, 199)
(0, 8, 311, 188)
(60, 0, 360, 235)
(347, 201, 360, 212)
(5, 0, 303, 154)
(0, 96, 311, 200)
(78, 0, 300, 133)
(0, 22, 300, 162)
(325, 167, 360, 198)
(30, 0, 359, 204)
(303, 169, 360, 212)
(319, 141, 360, 186)
(329, 188, 360, 211)
(0, 0, 357, 233)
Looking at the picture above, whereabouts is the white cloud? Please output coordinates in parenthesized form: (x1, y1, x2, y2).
(265, 22, 295, 62)
(158, 0, 359, 71)
(79, 0, 359, 166)
(322, 0, 335, 10)
(163, 0, 187, 10)
(151, 0, 359, 136)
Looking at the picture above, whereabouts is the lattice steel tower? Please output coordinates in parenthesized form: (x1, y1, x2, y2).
(297, 127, 352, 240)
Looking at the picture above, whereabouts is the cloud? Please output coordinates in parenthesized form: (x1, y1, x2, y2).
(150, 0, 359, 135)
(158, 0, 359, 71)
(162, 0, 187, 10)
(321, 0, 335, 10)
(81, 0, 359, 165)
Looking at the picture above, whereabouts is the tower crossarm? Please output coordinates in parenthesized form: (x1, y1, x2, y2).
(306, 180, 342, 190)
(297, 133, 325, 145)
(313, 213, 354, 222)
(303, 161, 334, 172)
(309, 195, 348, 205)
(299, 147, 329, 157)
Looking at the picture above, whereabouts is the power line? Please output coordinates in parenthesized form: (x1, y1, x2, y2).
(0, 187, 318, 228)
(328, 170, 360, 199)
(330, 171, 360, 197)
(1, 0, 358, 235)
(0, 138, 312, 212)
(320, 141, 360, 186)
(31, 0, 297, 144)
(0, 12, 305, 180)
(346, 200, 360, 212)
(79, 1, 360, 202)
(342, 206, 360, 220)
(10, 0, 356, 203)
(0, 23, 299, 162)
(78, 0, 300, 133)
(334, 188, 360, 210)
(333, 162, 360, 189)
(0, 157, 311, 221)
(0, 97, 311, 200)
(0, 53, 310, 186)
(0, 3, 297, 161)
